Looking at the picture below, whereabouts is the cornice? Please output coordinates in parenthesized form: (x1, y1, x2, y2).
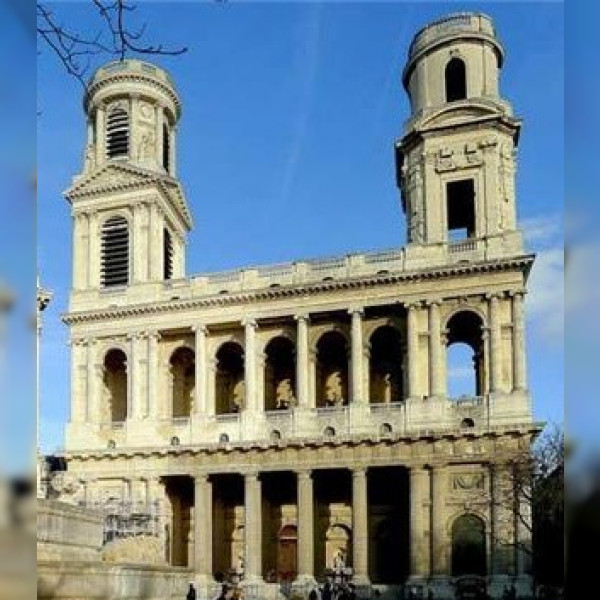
(63, 422, 543, 463)
(62, 254, 535, 325)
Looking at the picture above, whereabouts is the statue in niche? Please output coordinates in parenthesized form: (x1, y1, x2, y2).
(325, 371, 345, 407)
(332, 547, 347, 570)
(275, 378, 296, 409)
(383, 373, 393, 403)
(137, 130, 156, 161)
(230, 380, 245, 413)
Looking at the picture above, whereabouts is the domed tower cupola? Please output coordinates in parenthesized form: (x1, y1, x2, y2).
(396, 13, 523, 261)
(83, 59, 181, 176)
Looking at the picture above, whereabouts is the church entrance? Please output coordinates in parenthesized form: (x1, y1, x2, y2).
(277, 525, 298, 581)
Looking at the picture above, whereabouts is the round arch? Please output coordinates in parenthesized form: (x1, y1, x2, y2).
(451, 513, 487, 577)
(368, 325, 404, 404)
(315, 330, 349, 408)
(103, 348, 128, 423)
(264, 335, 296, 411)
(169, 346, 195, 418)
(215, 341, 245, 415)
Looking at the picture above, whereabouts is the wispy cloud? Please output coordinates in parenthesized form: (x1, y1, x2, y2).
(279, 4, 322, 205)
(521, 215, 562, 249)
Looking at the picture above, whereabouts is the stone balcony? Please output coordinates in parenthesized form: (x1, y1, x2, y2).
(66, 390, 532, 453)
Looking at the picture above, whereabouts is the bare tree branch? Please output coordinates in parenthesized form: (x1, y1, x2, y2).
(37, 0, 188, 90)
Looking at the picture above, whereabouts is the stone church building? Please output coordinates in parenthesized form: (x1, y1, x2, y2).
(60, 12, 540, 599)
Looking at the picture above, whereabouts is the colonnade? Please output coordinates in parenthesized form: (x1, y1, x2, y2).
(69, 293, 528, 425)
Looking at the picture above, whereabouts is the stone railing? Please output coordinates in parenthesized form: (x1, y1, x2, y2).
(448, 238, 478, 254)
(408, 12, 496, 58)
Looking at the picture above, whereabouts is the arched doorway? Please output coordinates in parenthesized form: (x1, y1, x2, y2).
(277, 524, 298, 581)
(451, 514, 487, 577)
(325, 524, 352, 571)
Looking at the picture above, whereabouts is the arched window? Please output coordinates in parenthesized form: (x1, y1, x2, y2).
(215, 342, 245, 415)
(369, 326, 404, 403)
(103, 349, 127, 423)
(316, 331, 349, 408)
(101, 216, 129, 287)
(106, 106, 129, 159)
(446, 311, 485, 398)
(451, 514, 487, 576)
(163, 228, 173, 280)
(169, 347, 195, 418)
(264, 336, 296, 411)
(445, 57, 467, 102)
(162, 123, 170, 172)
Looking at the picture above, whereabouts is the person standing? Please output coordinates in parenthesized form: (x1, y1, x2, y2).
(186, 583, 197, 600)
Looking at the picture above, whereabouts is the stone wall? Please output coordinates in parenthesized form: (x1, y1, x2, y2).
(37, 562, 192, 600)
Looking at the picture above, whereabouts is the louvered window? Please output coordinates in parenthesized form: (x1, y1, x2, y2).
(101, 216, 129, 287)
(106, 107, 129, 159)
(163, 228, 173, 280)
(162, 123, 170, 172)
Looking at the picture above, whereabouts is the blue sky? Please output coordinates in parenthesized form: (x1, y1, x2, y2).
(37, 2, 564, 454)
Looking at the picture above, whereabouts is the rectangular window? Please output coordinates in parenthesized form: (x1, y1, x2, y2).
(446, 179, 475, 241)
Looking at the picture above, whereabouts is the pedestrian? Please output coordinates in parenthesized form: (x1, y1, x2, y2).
(322, 582, 333, 600)
(186, 583, 197, 600)
(309, 589, 319, 600)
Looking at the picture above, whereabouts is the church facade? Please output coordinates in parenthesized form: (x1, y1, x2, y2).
(61, 13, 539, 599)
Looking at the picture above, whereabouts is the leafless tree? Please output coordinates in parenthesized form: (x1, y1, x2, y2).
(36, 0, 188, 90)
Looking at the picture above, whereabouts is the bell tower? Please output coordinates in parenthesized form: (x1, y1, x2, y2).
(65, 60, 192, 295)
(396, 13, 523, 261)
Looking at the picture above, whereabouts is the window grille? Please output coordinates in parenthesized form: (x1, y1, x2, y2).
(106, 107, 129, 159)
(101, 216, 129, 287)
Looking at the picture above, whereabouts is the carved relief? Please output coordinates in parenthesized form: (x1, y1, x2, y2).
(452, 473, 485, 491)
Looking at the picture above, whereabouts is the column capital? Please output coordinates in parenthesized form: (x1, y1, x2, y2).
(192, 323, 208, 335)
(296, 469, 313, 480)
(194, 473, 210, 484)
(352, 467, 368, 478)
(242, 317, 258, 329)
(243, 470, 260, 481)
(425, 298, 443, 308)
(486, 292, 504, 302)
(406, 300, 422, 311)
(508, 289, 527, 299)
(294, 312, 310, 323)
(348, 306, 364, 317)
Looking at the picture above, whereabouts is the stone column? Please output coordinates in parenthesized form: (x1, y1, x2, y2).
(296, 470, 314, 582)
(127, 333, 140, 419)
(349, 308, 365, 403)
(70, 338, 87, 423)
(309, 349, 317, 409)
(489, 294, 503, 393)
(132, 203, 143, 283)
(490, 463, 516, 577)
(244, 472, 263, 582)
(88, 210, 99, 288)
(208, 358, 217, 417)
(155, 103, 164, 167)
(193, 325, 207, 415)
(243, 318, 258, 412)
(147, 331, 160, 418)
(431, 466, 449, 576)
(428, 301, 443, 398)
(512, 292, 527, 391)
(407, 303, 420, 399)
(295, 314, 310, 409)
(148, 202, 161, 280)
(194, 474, 213, 581)
(72, 212, 88, 290)
(86, 338, 98, 422)
(95, 103, 106, 166)
(410, 467, 431, 579)
(352, 468, 369, 585)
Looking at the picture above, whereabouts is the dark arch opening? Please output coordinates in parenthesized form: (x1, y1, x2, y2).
(162, 123, 170, 172)
(316, 331, 349, 407)
(445, 57, 467, 102)
(452, 514, 487, 576)
(369, 326, 404, 404)
(264, 336, 296, 411)
(169, 347, 195, 418)
(104, 349, 127, 423)
(446, 311, 485, 398)
(215, 342, 244, 415)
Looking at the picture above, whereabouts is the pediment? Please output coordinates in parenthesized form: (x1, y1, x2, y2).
(65, 163, 193, 230)
(416, 101, 517, 132)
